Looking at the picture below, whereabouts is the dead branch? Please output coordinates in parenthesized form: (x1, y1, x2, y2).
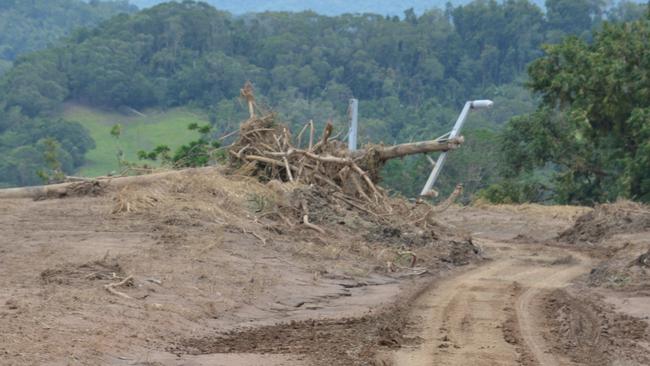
(244, 229, 268, 245)
(296, 122, 310, 148)
(218, 129, 239, 141)
(240, 81, 256, 118)
(104, 275, 134, 299)
(242, 154, 287, 168)
(301, 200, 326, 234)
(434, 184, 464, 213)
(312, 122, 333, 152)
(283, 157, 294, 182)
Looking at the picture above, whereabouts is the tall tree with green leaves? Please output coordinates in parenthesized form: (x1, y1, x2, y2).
(501, 9, 650, 203)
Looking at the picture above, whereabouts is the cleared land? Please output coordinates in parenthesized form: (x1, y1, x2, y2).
(0, 170, 649, 366)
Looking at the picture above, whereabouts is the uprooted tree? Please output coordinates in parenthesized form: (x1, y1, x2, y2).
(230, 83, 464, 202)
(220, 83, 463, 233)
(221, 83, 463, 236)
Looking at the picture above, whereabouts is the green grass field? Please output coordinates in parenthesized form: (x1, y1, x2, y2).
(63, 104, 206, 177)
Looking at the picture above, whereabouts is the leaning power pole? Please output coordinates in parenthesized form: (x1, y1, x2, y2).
(420, 100, 493, 197)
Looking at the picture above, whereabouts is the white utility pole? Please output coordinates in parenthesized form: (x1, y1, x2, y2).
(348, 98, 359, 151)
(420, 100, 493, 197)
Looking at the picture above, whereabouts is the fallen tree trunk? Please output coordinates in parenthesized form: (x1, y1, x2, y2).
(350, 137, 464, 161)
(0, 167, 218, 200)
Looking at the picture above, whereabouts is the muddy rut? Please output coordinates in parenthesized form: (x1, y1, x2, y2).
(391, 241, 592, 366)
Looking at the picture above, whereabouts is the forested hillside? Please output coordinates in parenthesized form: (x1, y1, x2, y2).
(0, 0, 136, 74)
(129, 0, 486, 15)
(130, 0, 648, 16)
(0, 0, 648, 203)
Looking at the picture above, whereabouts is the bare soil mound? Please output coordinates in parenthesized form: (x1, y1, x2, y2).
(543, 288, 650, 366)
(586, 245, 650, 293)
(558, 200, 650, 244)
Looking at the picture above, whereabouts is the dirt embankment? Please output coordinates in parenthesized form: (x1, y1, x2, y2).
(537, 201, 650, 366)
(554, 200, 650, 293)
(0, 167, 479, 366)
(558, 200, 650, 245)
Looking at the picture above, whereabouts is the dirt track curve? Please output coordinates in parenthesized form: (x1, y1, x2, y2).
(390, 240, 591, 366)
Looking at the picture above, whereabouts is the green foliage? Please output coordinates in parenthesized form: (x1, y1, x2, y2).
(0, 0, 135, 65)
(36, 138, 66, 184)
(0, 0, 569, 116)
(501, 12, 650, 203)
(0, 0, 134, 186)
(110, 123, 122, 139)
(138, 123, 222, 168)
(0, 113, 94, 186)
(476, 176, 551, 204)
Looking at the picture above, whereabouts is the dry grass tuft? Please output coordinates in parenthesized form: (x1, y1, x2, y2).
(112, 185, 165, 214)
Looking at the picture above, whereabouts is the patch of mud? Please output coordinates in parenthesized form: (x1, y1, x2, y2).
(363, 226, 442, 247)
(543, 288, 650, 366)
(439, 239, 480, 265)
(40, 257, 123, 285)
(558, 201, 650, 244)
(172, 305, 416, 366)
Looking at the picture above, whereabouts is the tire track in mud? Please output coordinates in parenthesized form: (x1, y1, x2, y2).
(391, 242, 592, 366)
(515, 257, 591, 366)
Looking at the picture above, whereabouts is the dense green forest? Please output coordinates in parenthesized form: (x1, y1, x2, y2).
(0, 0, 136, 74)
(129, 0, 646, 16)
(0, 0, 648, 204)
(129, 0, 473, 15)
(494, 9, 650, 203)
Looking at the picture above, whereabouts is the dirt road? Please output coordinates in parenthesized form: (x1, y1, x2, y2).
(390, 240, 589, 366)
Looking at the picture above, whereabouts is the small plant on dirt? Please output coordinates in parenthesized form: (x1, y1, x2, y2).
(137, 122, 224, 168)
(606, 274, 631, 287)
(248, 193, 274, 213)
(36, 137, 66, 184)
(110, 123, 133, 171)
